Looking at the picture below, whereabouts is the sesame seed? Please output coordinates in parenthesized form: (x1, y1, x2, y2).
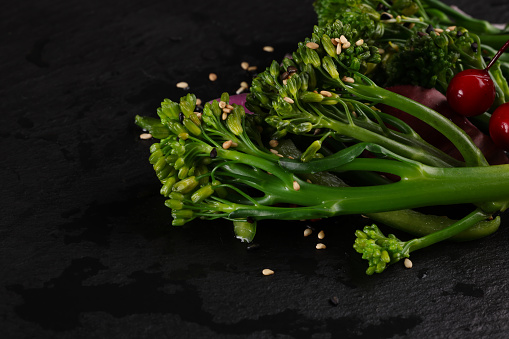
(235, 87, 245, 94)
(339, 35, 348, 44)
(288, 156, 294, 159)
(293, 181, 300, 191)
(404, 258, 413, 269)
(269, 139, 279, 148)
(378, 48, 385, 54)
(276, 153, 283, 158)
(336, 43, 342, 55)
(435, 28, 444, 33)
(226, 104, 234, 110)
(270, 149, 279, 154)
(196, 98, 202, 106)
(320, 90, 332, 97)
(342, 41, 351, 49)
(306, 42, 319, 49)
(195, 112, 202, 119)
(209, 73, 217, 81)
(240, 81, 249, 88)
(304, 228, 312, 237)
(222, 112, 227, 120)
(263, 45, 274, 52)
(223, 140, 233, 149)
(283, 97, 294, 104)
(318, 230, 325, 239)
(139, 133, 152, 139)
(316, 243, 326, 250)
(447, 26, 456, 31)
(247, 66, 258, 72)
(241, 61, 249, 70)
(342, 76, 355, 83)
(262, 268, 274, 276)
(176, 81, 188, 89)
(331, 38, 338, 46)
(355, 39, 364, 46)
(219, 101, 227, 109)
(282, 79, 287, 85)
(223, 108, 232, 114)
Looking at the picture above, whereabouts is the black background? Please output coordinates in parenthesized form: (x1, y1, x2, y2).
(2, 1, 509, 338)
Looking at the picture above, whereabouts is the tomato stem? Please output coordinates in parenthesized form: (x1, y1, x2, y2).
(486, 39, 509, 71)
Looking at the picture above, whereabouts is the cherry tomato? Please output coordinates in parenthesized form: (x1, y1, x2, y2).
(446, 69, 495, 117)
(489, 102, 509, 151)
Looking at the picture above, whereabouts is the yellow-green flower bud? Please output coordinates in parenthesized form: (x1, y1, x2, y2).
(301, 140, 322, 163)
(165, 199, 183, 210)
(321, 34, 336, 57)
(322, 55, 339, 79)
(160, 176, 177, 197)
(191, 184, 214, 203)
(172, 176, 199, 194)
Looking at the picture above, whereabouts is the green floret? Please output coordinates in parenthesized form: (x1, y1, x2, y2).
(354, 224, 409, 275)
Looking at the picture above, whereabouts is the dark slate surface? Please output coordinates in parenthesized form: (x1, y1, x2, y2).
(2, 1, 509, 338)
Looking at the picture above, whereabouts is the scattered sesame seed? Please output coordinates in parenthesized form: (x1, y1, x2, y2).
(223, 108, 232, 114)
(222, 112, 227, 120)
(269, 139, 279, 148)
(336, 43, 342, 55)
(195, 112, 202, 119)
(316, 243, 326, 250)
(226, 104, 234, 110)
(240, 81, 249, 88)
(304, 228, 313, 237)
(282, 79, 288, 85)
(247, 66, 258, 72)
(447, 26, 457, 31)
(283, 96, 294, 104)
(263, 45, 274, 52)
(269, 148, 279, 154)
(262, 268, 274, 276)
(139, 133, 152, 139)
(318, 230, 325, 239)
(320, 90, 332, 97)
(276, 153, 283, 158)
(339, 35, 348, 44)
(219, 101, 227, 109)
(355, 39, 364, 46)
(342, 76, 355, 83)
(196, 98, 202, 106)
(223, 140, 233, 149)
(176, 81, 188, 89)
(288, 156, 294, 159)
(378, 48, 385, 54)
(235, 87, 245, 94)
(209, 73, 217, 81)
(342, 41, 351, 49)
(331, 38, 338, 46)
(306, 41, 320, 49)
(293, 181, 301, 191)
(404, 258, 413, 269)
(241, 61, 249, 70)
(435, 28, 444, 33)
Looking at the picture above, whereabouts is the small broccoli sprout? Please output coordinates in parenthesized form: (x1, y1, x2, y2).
(353, 224, 409, 275)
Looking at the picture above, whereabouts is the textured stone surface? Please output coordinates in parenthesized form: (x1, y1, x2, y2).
(2, 0, 509, 338)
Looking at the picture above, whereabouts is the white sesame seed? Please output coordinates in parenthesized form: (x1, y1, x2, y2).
(235, 87, 245, 94)
(223, 140, 233, 149)
(222, 112, 227, 120)
(196, 98, 202, 106)
(306, 42, 319, 49)
(262, 268, 274, 276)
(241, 61, 249, 70)
(282, 79, 287, 85)
(223, 108, 232, 114)
(320, 90, 332, 97)
(378, 48, 385, 54)
(331, 38, 338, 46)
(209, 73, 217, 81)
(195, 112, 202, 119)
(336, 43, 342, 55)
(318, 230, 325, 239)
(447, 26, 457, 31)
(139, 133, 152, 139)
(293, 181, 301, 191)
(435, 28, 444, 33)
(263, 45, 274, 52)
(247, 66, 258, 72)
(176, 81, 188, 89)
(404, 258, 413, 269)
(342, 41, 351, 49)
(316, 243, 326, 250)
(283, 97, 294, 104)
(269, 139, 279, 148)
(339, 35, 348, 44)
(342, 76, 355, 83)
(276, 153, 283, 158)
(219, 101, 227, 109)
(355, 39, 364, 46)
(240, 81, 249, 89)
(270, 149, 279, 154)
(304, 228, 312, 237)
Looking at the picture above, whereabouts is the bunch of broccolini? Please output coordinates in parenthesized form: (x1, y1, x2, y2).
(136, 18, 509, 274)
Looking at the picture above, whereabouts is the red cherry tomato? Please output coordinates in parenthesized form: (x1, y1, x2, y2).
(489, 102, 509, 151)
(446, 69, 495, 117)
